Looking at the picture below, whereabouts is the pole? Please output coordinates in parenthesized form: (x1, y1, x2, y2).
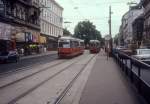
(109, 6, 113, 57)
(109, 6, 112, 39)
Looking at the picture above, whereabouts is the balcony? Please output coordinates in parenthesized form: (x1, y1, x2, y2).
(31, 0, 40, 8)
(17, 0, 31, 6)
(141, 0, 150, 8)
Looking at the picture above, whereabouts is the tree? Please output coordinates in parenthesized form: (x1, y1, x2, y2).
(114, 34, 119, 46)
(74, 20, 102, 45)
(63, 28, 72, 36)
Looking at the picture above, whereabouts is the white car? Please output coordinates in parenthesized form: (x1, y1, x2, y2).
(132, 49, 150, 64)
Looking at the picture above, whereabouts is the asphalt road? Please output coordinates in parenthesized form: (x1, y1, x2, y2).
(0, 53, 58, 74)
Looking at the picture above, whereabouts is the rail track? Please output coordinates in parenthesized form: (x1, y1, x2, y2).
(0, 60, 67, 89)
(0, 54, 90, 104)
(54, 55, 96, 104)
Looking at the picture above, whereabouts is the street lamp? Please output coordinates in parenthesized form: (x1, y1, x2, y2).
(64, 21, 72, 24)
(64, 21, 72, 28)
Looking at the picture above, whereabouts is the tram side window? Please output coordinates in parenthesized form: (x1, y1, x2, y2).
(90, 43, 94, 47)
(71, 41, 76, 48)
(59, 42, 70, 48)
(75, 41, 79, 47)
(80, 42, 84, 47)
(70, 41, 74, 48)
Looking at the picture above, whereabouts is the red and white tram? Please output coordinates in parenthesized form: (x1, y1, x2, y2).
(78, 39, 85, 54)
(89, 40, 100, 54)
(58, 37, 84, 58)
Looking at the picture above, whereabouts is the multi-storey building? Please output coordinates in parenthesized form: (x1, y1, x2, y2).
(0, 0, 40, 53)
(40, 0, 63, 50)
(132, 14, 144, 47)
(141, 0, 150, 45)
(118, 25, 124, 46)
(119, 5, 143, 46)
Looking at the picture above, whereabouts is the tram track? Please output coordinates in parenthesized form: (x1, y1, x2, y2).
(54, 55, 96, 104)
(8, 60, 79, 104)
(0, 54, 88, 104)
(0, 60, 67, 89)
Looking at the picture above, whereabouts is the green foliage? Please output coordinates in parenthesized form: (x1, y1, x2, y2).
(113, 34, 119, 46)
(74, 20, 102, 45)
(63, 28, 72, 36)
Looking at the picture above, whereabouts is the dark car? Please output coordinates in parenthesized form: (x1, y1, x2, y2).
(0, 50, 19, 63)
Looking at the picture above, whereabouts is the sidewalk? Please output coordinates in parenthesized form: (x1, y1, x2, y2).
(79, 51, 147, 104)
(20, 51, 57, 60)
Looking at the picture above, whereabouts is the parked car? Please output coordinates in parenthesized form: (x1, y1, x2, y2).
(116, 46, 127, 50)
(132, 49, 150, 65)
(114, 46, 127, 53)
(0, 50, 19, 63)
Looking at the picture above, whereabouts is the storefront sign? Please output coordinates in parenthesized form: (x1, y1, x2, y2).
(0, 22, 12, 40)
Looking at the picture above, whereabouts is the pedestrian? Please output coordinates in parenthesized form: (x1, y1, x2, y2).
(21, 48, 24, 55)
(106, 48, 109, 60)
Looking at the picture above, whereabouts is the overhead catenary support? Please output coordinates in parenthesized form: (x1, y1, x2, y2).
(108, 5, 113, 57)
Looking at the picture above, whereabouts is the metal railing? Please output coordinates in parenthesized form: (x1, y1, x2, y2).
(113, 50, 150, 103)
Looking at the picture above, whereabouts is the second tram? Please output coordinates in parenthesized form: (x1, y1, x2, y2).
(89, 40, 100, 54)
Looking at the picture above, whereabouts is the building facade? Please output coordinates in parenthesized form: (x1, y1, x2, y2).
(0, 0, 41, 54)
(119, 6, 143, 46)
(118, 25, 124, 46)
(141, 0, 150, 45)
(40, 0, 63, 50)
(132, 14, 144, 47)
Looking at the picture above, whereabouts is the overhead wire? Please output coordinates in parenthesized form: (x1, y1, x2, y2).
(63, 0, 135, 35)
(67, 0, 87, 20)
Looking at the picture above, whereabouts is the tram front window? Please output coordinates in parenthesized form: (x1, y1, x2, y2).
(59, 42, 70, 48)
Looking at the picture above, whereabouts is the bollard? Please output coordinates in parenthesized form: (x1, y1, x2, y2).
(138, 66, 141, 93)
(125, 60, 128, 75)
(130, 59, 133, 82)
(121, 59, 123, 69)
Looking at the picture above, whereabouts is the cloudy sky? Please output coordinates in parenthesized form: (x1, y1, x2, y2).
(55, 0, 140, 37)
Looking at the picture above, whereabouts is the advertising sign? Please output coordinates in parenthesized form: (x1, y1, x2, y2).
(25, 32, 33, 42)
(0, 22, 12, 40)
(15, 33, 25, 42)
(33, 34, 39, 43)
(105, 35, 111, 41)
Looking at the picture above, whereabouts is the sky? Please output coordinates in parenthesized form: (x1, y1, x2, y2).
(55, 0, 140, 37)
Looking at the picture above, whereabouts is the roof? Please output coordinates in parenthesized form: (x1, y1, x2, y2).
(59, 36, 84, 41)
(52, 0, 64, 10)
(90, 40, 100, 43)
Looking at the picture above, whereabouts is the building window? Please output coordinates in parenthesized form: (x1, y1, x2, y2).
(0, 0, 5, 14)
(21, 7, 25, 20)
(13, 6, 17, 17)
(6, 2, 12, 15)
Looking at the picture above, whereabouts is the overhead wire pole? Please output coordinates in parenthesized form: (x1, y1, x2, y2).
(108, 5, 113, 57)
